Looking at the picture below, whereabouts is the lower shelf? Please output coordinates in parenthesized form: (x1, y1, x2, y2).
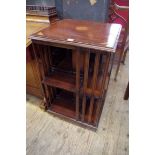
(44, 84, 105, 130)
(42, 71, 76, 92)
(45, 91, 99, 130)
(47, 91, 76, 119)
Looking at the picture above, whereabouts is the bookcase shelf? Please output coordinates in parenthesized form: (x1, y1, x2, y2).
(42, 71, 77, 92)
(48, 91, 76, 119)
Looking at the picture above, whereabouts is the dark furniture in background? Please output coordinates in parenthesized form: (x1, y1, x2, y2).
(30, 19, 121, 130)
(108, 0, 129, 80)
(124, 82, 129, 100)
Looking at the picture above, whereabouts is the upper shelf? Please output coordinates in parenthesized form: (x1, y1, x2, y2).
(30, 19, 122, 52)
(42, 71, 77, 92)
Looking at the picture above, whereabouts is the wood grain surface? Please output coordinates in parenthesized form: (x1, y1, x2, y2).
(30, 19, 122, 52)
(26, 21, 49, 47)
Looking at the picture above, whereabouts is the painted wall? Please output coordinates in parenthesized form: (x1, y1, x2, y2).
(62, 0, 109, 21)
(26, 0, 109, 21)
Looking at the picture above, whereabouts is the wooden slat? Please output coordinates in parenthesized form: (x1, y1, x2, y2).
(75, 49, 80, 120)
(32, 43, 43, 80)
(45, 46, 56, 107)
(30, 43, 45, 99)
(44, 46, 50, 72)
(94, 53, 111, 124)
(93, 98, 101, 125)
(100, 53, 111, 93)
(43, 46, 55, 106)
(47, 46, 55, 104)
(81, 51, 90, 121)
(39, 45, 50, 108)
(47, 85, 53, 107)
(38, 45, 48, 76)
(100, 54, 105, 72)
(33, 43, 51, 108)
(47, 46, 53, 67)
(88, 53, 100, 123)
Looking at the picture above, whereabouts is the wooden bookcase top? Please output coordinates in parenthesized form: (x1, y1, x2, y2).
(30, 19, 122, 52)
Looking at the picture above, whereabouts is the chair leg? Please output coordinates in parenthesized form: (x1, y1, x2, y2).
(114, 50, 124, 81)
(124, 82, 129, 100)
(122, 47, 128, 64)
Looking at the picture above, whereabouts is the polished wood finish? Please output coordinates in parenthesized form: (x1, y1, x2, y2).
(30, 19, 121, 52)
(26, 22, 49, 98)
(31, 19, 121, 129)
(43, 71, 76, 92)
(75, 49, 80, 120)
(81, 51, 90, 121)
(26, 45, 43, 98)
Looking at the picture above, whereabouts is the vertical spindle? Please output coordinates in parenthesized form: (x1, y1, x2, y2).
(81, 51, 90, 121)
(88, 52, 100, 123)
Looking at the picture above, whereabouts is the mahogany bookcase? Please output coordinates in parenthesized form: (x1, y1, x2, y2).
(30, 19, 121, 130)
